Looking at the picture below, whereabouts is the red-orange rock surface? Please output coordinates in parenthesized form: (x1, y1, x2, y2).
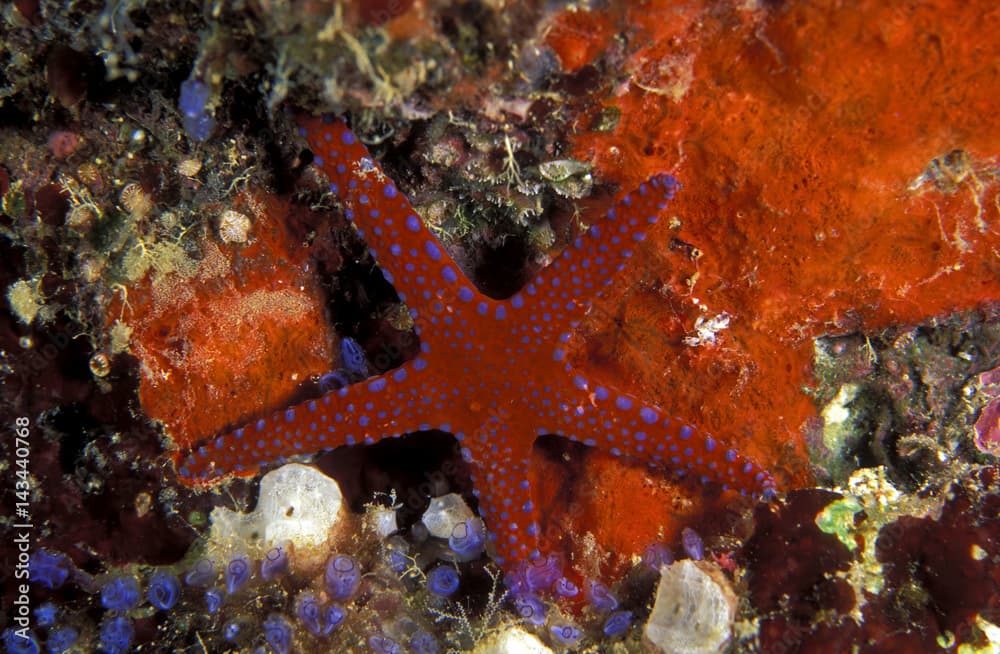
(558, 0, 1000, 480)
(533, 0, 1000, 560)
(112, 192, 339, 453)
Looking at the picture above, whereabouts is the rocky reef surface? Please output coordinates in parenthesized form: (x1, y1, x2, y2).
(1, 1, 999, 653)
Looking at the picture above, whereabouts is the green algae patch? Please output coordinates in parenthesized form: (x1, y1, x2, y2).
(816, 495, 863, 552)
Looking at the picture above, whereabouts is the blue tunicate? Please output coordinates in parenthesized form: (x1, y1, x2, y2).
(260, 543, 290, 580)
(603, 610, 633, 637)
(225, 555, 251, 594)
(29, 550, 71, 589)
(184, 559, 215, 587)
(263, 614, 293, 654)
(178, 79, 214, 142)
(512, 593, 546, 627)
(182, 112, 215, 142)
(448, 518, 486, 558)
(426, 566, 460, 597)
(99, 616, 133, 654)
(222, 617, 253, 644)
(46, 626, 78, 654)
(146, 571, 181, 611)
(550, 624, 582, 647)
(33, 602, 58, 628)
(178, 79, 210, 117)
(295, 592, 325, 636)
(387, 548, 410, 574)
(2, 628, 40, 654)
(503, 566, 529, 596)
(205, 588, 223, 614)
(681, 527, 704, 561)
(524, 553, 562, 592)
(642, 542, 674, 570)
(409, 630, 438, 654)
(324, 554, 361, 601)
(368, 635, 403, 654)
(554, 577, 579, 598)
(324, 605, 346, 633)
(318, 370, 351, 393)
(586, 580, 618, 612)
(101, 576, 141, 612)
(340, 337, 369, 378)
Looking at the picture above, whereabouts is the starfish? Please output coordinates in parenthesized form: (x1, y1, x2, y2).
(177, 115, 775, 565)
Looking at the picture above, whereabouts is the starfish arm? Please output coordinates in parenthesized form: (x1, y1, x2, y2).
(524, 174, 679, 344)
(463, 414, 540, 565)
(175, 357, 476, 485)
(297, 115, 486, 341)
(534, 376, 776, 497)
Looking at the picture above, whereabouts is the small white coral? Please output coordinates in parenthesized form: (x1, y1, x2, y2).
(644, 560, 737, 654)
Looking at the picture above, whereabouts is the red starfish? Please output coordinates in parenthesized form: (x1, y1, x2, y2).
(177, 115, 775, 565)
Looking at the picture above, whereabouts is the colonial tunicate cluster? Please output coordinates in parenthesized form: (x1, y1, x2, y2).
(17, 457, 738, 653)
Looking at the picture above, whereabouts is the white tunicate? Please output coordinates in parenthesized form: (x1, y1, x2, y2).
(473, 627, 553, 654)
(209, 463, 344, 558)
(257, 463, 344, 547)
(421, 493, 474, 540)
(644, 560, 737, 654)
(367, 504, 399, 538)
